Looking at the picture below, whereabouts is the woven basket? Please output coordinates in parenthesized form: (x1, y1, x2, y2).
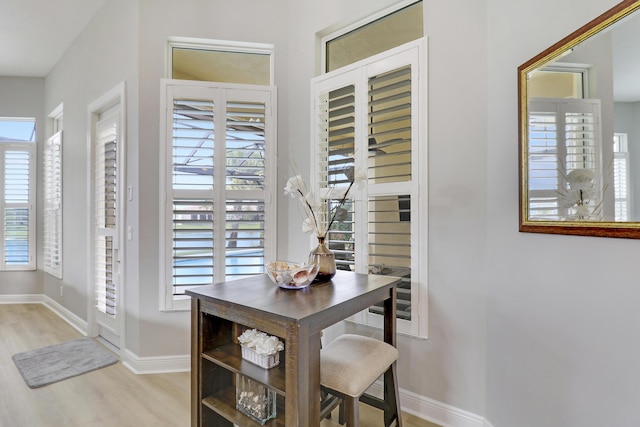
(241, 345, 280, 369)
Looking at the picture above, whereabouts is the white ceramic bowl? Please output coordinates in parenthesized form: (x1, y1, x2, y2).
(265, 261, 319, 289)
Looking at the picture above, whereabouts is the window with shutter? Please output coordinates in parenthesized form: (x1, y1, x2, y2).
(0, 117, 36, 271)
(311, 38, 427, 338)
(528, 98, 602, 220)
(160, 80, 277, 311)
(44, 131, 63, 278)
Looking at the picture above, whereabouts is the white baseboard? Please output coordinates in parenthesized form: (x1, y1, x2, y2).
(0, 294, 46, 304)
(121, 348, 190, 374)
(41, 295, 89, 336)
(368, 381, 492, 427)
(0, 294, 88, 336)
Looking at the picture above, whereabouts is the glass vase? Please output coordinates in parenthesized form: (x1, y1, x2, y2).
(308, 236, 336, 282)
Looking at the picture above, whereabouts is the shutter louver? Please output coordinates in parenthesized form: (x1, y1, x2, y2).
(226, 101, 266, 190)
(613, 134, 630, 221)
(528, 111, 560, 218)
(319, 85, 357, 270)
(317, 85, 357, 190)
(225, 199, 265, 280)
(367, 195, 412, 320)
(614, 155, 629, 220)
(44, 132, 63, 277)
(172, 99, 214, 191)
(172, 199, 214, 294)
(565, 112, 597, 171)
(327, 86, 356, 187)
(367, 66, 412, 184)
(327, 198, 355, 272)
(94, 117, 118, 316)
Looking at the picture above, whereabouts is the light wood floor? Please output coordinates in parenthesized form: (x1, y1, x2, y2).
(0, 303, 440, 427)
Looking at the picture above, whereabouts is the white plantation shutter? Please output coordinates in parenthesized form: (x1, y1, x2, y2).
(94, 115, 118, 316)
(43, 131, 63, 278)
(528, 98, 602, 220)
(224, 99, 269, 279)
(368, 195, 412, 320)
(161, 80, 276, 310)
(311, 39, 426, 337)
(527, 110, 560, 218)
(172, 199, 214, 289)
(316, 82, 358, 272)
(367, 65, 412, 184)
(366, 64, 413, 322)
(0, 144, 35, 270)
(613, 133, 630, 221)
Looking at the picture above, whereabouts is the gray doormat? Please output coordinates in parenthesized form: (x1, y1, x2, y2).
(12, 337, 118, 388)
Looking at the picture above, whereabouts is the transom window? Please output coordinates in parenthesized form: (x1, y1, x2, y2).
(167, 37, 273, 85)
(322, 0, 422, 72)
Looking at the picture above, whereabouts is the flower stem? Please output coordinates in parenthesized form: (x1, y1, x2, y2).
(326, 181, 354, 233)
(297, 188, 320, 234)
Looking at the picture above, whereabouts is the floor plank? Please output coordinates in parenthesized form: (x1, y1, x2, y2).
(0, 303, 440, 427)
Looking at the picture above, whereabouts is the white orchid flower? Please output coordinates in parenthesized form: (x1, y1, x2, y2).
(284, 175, 305, 198)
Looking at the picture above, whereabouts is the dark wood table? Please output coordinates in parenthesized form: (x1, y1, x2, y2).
(187, 270, 399, 427)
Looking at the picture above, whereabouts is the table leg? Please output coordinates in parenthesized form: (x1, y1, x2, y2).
(383, 286, 399, 426)
(284, 325, 321, 426)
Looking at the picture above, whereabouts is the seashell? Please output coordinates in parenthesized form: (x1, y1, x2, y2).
(292, 269, 309, 285)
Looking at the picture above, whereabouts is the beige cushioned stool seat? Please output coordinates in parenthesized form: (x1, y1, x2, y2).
(321, 334, 399, 397)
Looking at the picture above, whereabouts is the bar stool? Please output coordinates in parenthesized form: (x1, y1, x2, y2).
(320, 334, 402, 427)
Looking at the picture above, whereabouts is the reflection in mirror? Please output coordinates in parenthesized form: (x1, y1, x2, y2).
(519, 0, 640, 238)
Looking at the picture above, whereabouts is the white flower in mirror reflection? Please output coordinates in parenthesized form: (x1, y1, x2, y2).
(561, 168, 597, 219)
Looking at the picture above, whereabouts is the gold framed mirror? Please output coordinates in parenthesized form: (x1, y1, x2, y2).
(519, 0, 640, 238)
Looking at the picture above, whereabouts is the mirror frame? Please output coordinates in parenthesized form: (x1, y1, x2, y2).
(519, 0, 640, 238)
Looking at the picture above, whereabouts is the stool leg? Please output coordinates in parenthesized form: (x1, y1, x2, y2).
(384, 362, 402, 427)
(343, 396, 359, 427)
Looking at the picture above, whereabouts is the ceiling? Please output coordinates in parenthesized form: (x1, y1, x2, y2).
(0, 0, 107, 77)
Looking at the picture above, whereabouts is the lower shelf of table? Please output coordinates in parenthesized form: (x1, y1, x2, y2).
(202, 386, 285, 427)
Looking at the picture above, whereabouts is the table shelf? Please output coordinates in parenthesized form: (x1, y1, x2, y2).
(202, 343, 286, 395)
(202, 386, 285, 427)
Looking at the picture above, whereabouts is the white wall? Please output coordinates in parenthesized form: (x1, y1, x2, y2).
(43, 0, 139, 341)
(0, 77, 45, 295)
(487, 0, 640, 425)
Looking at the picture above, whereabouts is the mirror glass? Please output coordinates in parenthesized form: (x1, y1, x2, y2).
(519, 0, 640, 238)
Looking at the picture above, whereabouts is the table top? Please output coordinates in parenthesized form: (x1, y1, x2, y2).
(186, 270, 399, 332)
